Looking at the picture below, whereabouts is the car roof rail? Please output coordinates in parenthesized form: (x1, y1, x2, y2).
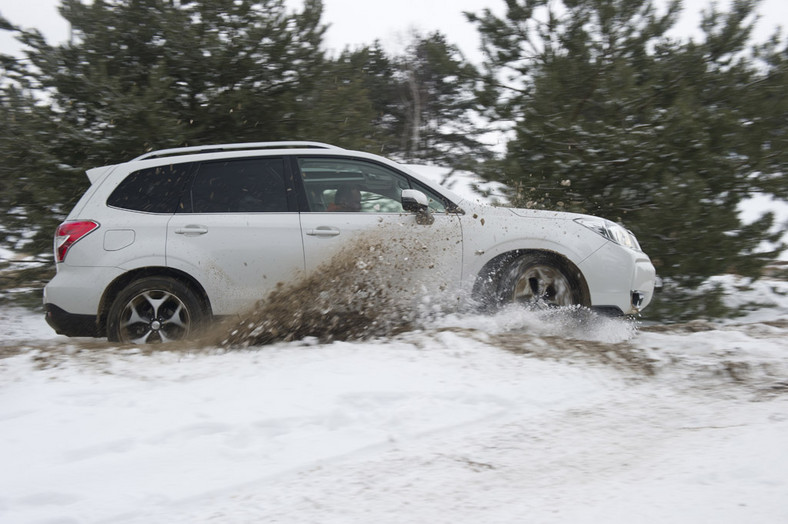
(131, 141, 343, 161)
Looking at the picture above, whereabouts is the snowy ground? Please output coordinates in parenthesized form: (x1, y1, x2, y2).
(2, 166, 787, 523)
(1, 276, 787, 524)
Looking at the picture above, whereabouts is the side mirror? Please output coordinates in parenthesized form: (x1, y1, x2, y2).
(401, 189, 429, 211)
(401, 189, 434, 225)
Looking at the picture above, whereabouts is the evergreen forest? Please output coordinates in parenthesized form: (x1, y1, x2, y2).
(1, 0, 786, 319)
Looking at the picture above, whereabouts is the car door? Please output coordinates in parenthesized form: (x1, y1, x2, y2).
(166, 156, 305, 315)
(296, 156, 464, 304)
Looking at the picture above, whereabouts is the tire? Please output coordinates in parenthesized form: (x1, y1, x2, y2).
(497, 253, 587, 308)
(106, 277, 205, 343)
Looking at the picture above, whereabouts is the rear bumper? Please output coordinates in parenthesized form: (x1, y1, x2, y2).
(45, 303, 99, 337)
(43, 265, 124, 337)
(43, 267, 111, 338)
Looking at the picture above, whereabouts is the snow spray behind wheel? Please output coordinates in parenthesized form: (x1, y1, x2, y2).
(220, 226, 465, 348)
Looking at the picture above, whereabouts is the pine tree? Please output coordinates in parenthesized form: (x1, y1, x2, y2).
(1, 0, 327, 254)
(469, 0, 786, 318)
(392, 32, 485, 167)
(312, 34, 491, 170)
(298, 48, 381, 151)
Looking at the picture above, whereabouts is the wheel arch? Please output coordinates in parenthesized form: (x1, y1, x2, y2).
(471, 249, 591, 307)
(97, 267, 212, 333)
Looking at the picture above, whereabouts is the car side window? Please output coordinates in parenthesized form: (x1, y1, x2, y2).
(107, 163, 193, 213)
(298, 157, 448, 213)
(190, 158, 288, 213)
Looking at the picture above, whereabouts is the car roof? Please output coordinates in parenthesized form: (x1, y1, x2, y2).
(89, 142, 466, 209)
(130, 141, 343, 161)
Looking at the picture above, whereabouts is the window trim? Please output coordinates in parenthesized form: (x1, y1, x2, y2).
(289, 154, 460, 214)
(179, 155, 299, 214)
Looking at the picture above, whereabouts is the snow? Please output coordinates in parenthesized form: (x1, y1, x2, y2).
(406, 164, 510, 206)
(2, 282, 788, 523)
(2, 164, 787, 522)
(738, 193, 788, 261)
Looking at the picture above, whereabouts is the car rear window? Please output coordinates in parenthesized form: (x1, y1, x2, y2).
(107, 163, 193, 213)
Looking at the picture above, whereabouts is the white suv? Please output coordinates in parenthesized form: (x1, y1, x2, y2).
(44, 142, 656, 343)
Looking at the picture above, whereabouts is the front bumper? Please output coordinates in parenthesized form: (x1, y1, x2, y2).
(580, 242, 657, 315)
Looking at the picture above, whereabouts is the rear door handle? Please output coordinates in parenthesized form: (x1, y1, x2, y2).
(306, 226, 341, 237)
(175, 225, 209, 236)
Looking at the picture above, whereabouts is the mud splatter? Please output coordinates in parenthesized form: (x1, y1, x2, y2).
(219, 228, 464, 348)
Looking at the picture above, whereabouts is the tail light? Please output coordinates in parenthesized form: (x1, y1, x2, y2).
(55, 220, 99, 262)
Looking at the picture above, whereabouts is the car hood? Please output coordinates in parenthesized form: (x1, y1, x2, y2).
(455, 199, 588, 222)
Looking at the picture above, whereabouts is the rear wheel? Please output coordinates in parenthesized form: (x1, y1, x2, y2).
(107, 277, 205, 343)
(497, 253, 587, 308)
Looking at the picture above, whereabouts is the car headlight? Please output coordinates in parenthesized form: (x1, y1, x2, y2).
(575, 217, 642, 252)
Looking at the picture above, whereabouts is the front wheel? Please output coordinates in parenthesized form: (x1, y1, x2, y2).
(107, 277, 205, 343)
(497, 253, 587, 308)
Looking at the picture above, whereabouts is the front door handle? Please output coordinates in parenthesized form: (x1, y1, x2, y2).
(174, 225, 209, 236)
(306, 226, 341, 237)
